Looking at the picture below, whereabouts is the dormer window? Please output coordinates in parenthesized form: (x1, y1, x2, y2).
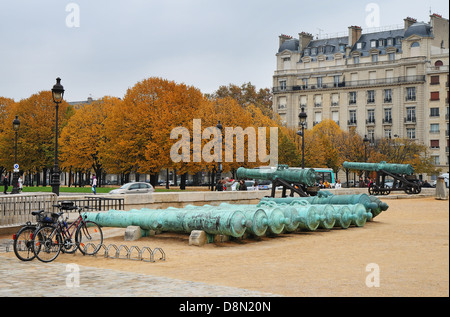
(378, 39, 385, 47)
(339, 44, 346, 52)
(386, 38, 394, 46)
(311, 47, 318, 55)
(356, 42, 363, 50)
(304, 48, 310, 56)
(370, 40, 377, 48)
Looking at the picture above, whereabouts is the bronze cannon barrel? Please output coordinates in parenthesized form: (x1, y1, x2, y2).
(342, 161, 414, 175)
(236, 165, 316, 186)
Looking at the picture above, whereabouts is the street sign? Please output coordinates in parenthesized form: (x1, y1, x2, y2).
(13, 164, 19, 173)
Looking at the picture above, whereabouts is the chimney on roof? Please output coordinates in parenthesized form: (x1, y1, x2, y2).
(348, 25, 362, 47)
(404, 17, 417, 29)
(298, 32, 313, 51)
(279, 34, 293, 48)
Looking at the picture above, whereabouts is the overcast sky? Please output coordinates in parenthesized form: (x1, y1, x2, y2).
(0, 0, 448, 102)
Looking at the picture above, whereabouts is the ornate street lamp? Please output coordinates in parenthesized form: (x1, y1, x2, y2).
(363, 134, 370, 179)
(11, 115, 20, 194)
(298, 107, 307, 169)
(51, 77, 64, 196)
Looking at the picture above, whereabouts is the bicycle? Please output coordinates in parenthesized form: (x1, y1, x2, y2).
(13, 210, 59, 261)
(32, 202, 103, 263)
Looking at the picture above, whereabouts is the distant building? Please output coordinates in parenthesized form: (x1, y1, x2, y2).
(273, 13, 449, 177)
(68, 96, 95, 110)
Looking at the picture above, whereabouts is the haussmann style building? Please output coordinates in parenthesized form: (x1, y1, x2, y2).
(273, 14, 449, 180)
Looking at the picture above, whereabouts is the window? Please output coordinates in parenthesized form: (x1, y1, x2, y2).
(370, 40, 377, 48)
(314, 94, 322, 107)
(406, 107, 416, 122)
(349, 92, 357, 104)
(278, 97, 287, 109)
(378, 39, 385, 47)
(388, 52, 395, 61)
(353, 56, 360, 64)
(280, 80, 287, 91)
(300, 95, 307, 107)
(430, 140, 440, 149)
(339, 44, 345, 53)
(317, 77, 323, 88)
(406, 87, 416, 101)
(387, 38, 393, 46)
(431, 155, 440, 165)
(430, 123, 440, 133)
(332, 111, 339, 124)
(430, 108, 440, 117)
(371, 54, 378, 63)
(384, 108, 392, 123)
(302, 78, 308, 89)
(349, 110, 357, 124)
(304, 49, 310, 56)
(430, 75, 440, 85)
(367, 90, 375, 103)
(334, 75, 340, 87)
(314, 112, 322, 125)
(356, 42, 362, 49)
(407, 128, 416, 139)
(367, 109, 375, 123)
(331, 93, 339, 106)
(384, 89, 392, 102)
(430, 92, 440, 101)
(368, 130, 375, 141)
(435, 60, 443, 67)
(411, 42, 420, 47)
(384, 129, 392, 139)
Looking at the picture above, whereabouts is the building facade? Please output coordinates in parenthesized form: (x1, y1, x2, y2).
(273, 14, 449, 177)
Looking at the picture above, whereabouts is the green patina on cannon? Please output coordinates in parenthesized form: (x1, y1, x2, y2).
(82, 191, 386, 244)
(236, 165, 316, 186)
(342, 161, 414, 175)
(343, 161, 421, 195)
(260, 192, 387, 219)
(237, 165, 318, 197)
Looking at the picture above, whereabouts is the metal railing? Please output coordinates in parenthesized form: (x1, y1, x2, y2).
(0, 193, 58, 226)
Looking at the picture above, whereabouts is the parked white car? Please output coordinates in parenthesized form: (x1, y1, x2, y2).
(109, 182, 155, 194)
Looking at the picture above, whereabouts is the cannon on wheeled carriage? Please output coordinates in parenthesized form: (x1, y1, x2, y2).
(236, 165, 319, 197)
(342, 161, 421, 196)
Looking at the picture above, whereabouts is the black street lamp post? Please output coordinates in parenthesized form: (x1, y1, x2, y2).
(11, 115, 20, 194)
(363, 134, 370, 179)
(51, 77, 64, 196)
(215, 120, 223, 190)
(298, 107, 307, 169)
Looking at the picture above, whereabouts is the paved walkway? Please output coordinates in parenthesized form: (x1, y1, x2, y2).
(0, 248, 280, 297)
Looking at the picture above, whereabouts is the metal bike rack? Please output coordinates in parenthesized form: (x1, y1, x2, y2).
(81, 243, 165, 263)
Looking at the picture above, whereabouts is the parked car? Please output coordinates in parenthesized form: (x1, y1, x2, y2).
(109, 182, 155, 194)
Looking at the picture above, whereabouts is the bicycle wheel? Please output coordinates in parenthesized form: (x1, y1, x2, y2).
(76, 221, 103, 255)
(13, 225, 37, 261)
(33, 226, 62, 263)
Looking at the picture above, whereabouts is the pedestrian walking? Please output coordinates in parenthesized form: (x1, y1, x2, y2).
(18, 176, 23, 192)
(92, 174, 97, 194)
(2, 175, 8, 194)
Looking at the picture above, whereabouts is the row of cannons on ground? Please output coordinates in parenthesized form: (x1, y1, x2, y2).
(82, 191, 389, 243)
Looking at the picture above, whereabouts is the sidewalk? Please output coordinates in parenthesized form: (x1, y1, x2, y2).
(0, 255, 280, 297)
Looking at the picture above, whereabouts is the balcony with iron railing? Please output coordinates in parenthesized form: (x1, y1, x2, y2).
(404, 116, 417, 124)
(382, 118, 392, 124)
(272, 75, 426, 93)
(366, 119, 376, 125)
(348, 120, 357, 126)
